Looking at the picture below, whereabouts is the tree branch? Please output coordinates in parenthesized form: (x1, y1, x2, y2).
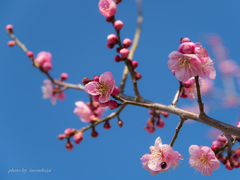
(170, 118, 185, 147)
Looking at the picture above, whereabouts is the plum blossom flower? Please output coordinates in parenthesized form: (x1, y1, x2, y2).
(141, 137, 182, 174)
(74, 101, 93, 123)
(41, 79, 65, 105)
(85, 72, 115, 103)
(35, 51, 53, 71)
(74, 101, 106, 123)
(168, 51, 204, 82)
(189, 145, 220, 176)
(98, 0, 117, 17)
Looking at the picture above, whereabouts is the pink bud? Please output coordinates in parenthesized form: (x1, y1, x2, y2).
(211, 145, 218, 152)
(212, 140, 222, 148)
(182, 81, 192, 88)
(89, 115, 98, 124)
(235, 162, 240, 169)
(64, 128, 74, 137)
(114, 20, 124, 30)
(6, 24, 13, 33)
(172, 70, 175, 75)
(225, 160, 234, 170)
(107, 42, 115, 49)
(42, 61, 52, 72)
(217, 135, 227, 144)
(180, 89, 188, 98)
(91, 128, 98, 138)
(180, 37, 191, 43)
(132, 61, 138, 69)
(237, 122, 240, 128)
(148, 109, 153, 115)
(118, 119, 123, 127)
(103, 120, 111, 130)
(7, 40, 16, 47)
(111, 86, 119, 96)
(66, 141, 74, 151)
(116, 47, 121, 53)
(160, 111, 169, 118)
(107, 34, 117, 44)
(92, 95, 100, 102)
(119, 48, 129, 58)
(178, 42, 195, 54)
(108, 100, 118, 110)
(235, 148, 240, 157)
(99, 102, 108, 107)
(123, 38, 132, 48)
(221, 156, 227, 165)
(93, 76, 100, 82)
(114, 55, 122, 62)
(74, 131, 83, 144)
(115, 0, 122, 4)
(82, 77, 91, 85)
(144, 125, 155, 134)
(58, 134, 66, 140)
(60, 72, 68, 81)
(135, 71, 142, 81)
(106, 16, 114, 23)
(27, 51, 34, 58)
(156, 119, 164, 128)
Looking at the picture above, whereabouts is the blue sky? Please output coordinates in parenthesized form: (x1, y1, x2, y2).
(1, 0, 240, 179)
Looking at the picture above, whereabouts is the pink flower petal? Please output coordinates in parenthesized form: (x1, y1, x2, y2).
(154, 137, 162, 150)
(85, 81, 101, 96)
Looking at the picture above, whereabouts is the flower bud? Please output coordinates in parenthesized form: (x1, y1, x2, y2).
(225, 160, 234, 170)
(107, 42, 115, 49)
(106, 16, 114, 23)
(64, 128, 75, 137)
(135, 71, 142, 81)
(27, 51, 34, 58)
(91, 127, 98, 138)
(82, 77, 91, 85)
(123, 38, 132, 48)
(103, 120, 111, 130)
(7, 40, 16, 47)
(42, 61, 52, 72)
(111, 86, 119, 96)
(60, 72, 68, 81)
(89, 115, 98, 124)
(217, 135, 227, 144)
(58, 134, 66, 140)
(119, 48, 129, 58)
(66, 141, 74, 151)
(115, 0, 122, 4)
(6, 24, 13, 33)
(180, 89, 188, 98)
(107, 34, 117, 44)
(114, 20, 124, 30)
(156, 119, 164, 128)
(92, 95, 100, 102)
(114, 55, 122, 62)
(118, 119, 123, 127)
(160, 111, 169, 118)
(116, 47, 121, 53)
(132, 61, 138, 69)
(180, 37, 191, 44)
(212, 140, 222, 148)
(74, 131, 83, 144)
(178, 42, 195, 54)
(93, 76, 99, 82)
(108, 100, 118, 110)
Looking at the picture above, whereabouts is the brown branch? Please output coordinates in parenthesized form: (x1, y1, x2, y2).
(215, 136, 237, 155)
(170, 118, 185, 147)
(172, 82, 183, 106)
(195, 76, 206, 116)
(119, 0, 143, 93)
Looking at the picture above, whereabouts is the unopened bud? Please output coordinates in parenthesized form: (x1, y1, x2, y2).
(103, 120, 111, 130)
(66, 141, 74, 151)
(82, 77, 91, 85)
(91, 127, 98, 138)
(58, 134, 66, 140)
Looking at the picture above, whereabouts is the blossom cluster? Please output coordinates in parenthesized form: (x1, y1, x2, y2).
(141, 137, 220, 176)
(168, 37, 216, 83)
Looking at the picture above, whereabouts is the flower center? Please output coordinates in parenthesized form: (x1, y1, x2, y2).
(99, 0, 110, 10)
(100, 84, 108, 94)
(200, 156, 209, 165)
(179, 58, 190, 68)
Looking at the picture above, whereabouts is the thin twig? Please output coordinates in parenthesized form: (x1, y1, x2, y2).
(215, 136, 237, 155)
(172, 82, 183, 106)
(170, 118, 185, 147)
(195, 76, 205, 116)
(119, 0, 143, 93)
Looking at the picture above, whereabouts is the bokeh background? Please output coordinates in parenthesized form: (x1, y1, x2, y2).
(1, 0, 240, 179)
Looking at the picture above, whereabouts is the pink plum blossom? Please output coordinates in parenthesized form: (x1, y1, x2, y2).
(98, 0, 117, 17)
(85, 72, 115, 103)
(183, 77, 203, 100)
(35, 51, 52, 71)
(189, 145, 220, 176)
(74, 101, 93, 123)
(168, 51, 204, 82)
(41, 79, 65, 105)
(141, 137, 182, 174)
(74, 101, 106, 122)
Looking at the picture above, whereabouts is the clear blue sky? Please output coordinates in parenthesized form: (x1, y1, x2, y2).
(1, 0, 240, 179)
